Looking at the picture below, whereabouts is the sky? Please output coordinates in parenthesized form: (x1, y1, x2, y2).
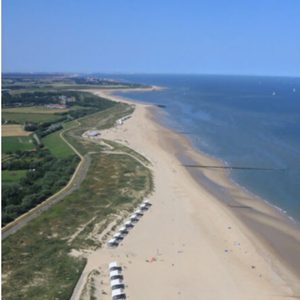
(2, 0, 300, 76)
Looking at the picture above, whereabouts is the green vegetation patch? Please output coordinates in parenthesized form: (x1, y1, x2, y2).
(2, 153, 80, 226)
(62, 120, 78, 130)
(2, 112, 63, 124)
(2, 106, 90, 114)
(2, 106, 69, 114)
(2, 170, 27, 184)
(43, 130, 75, 157)
(63, 104, 135, 156)
(2, 234, 87, 300)
(2, 86, 154, 300)
(103, 139, 151, 166)
(2, 152, 153, 300)
(2, 136, 35, 153)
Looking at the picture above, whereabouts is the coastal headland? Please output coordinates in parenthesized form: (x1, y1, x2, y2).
(70, 88, 300, 299)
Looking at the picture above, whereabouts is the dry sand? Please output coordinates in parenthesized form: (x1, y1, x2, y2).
(71, 89, 300, 300)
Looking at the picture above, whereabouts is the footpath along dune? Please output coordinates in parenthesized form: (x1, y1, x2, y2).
(72, 89, 300, 300)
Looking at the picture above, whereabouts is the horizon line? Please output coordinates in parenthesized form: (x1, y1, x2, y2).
(2, 71, 300, 78)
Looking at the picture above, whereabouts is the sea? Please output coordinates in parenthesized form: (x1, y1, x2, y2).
(92, 74, 300, 224)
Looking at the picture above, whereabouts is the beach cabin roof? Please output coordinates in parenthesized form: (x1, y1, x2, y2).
(110, 270, 119, 278)
(144, 200, 150, 204)
(130, 214, 137, 218)
(112, 289, 125, 298)
(88, 131, 99, 136)
(119, 227, 126, 232)
(110, 279, 121, 288)
(108, 238, 117, 244)
(124, 221, 132, 225)
(140, 204, 147, 208)
(109, 262, 118, 270)
(113, 232, 122, 238)
(135, 210, 142, 214)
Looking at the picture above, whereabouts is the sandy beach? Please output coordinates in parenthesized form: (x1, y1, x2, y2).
(71, 89, 300, 300)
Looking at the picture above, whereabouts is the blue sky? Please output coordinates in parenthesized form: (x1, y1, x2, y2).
(2, 0, 300, 76)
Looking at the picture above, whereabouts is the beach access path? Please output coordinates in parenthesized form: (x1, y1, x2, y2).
(70, 89, 300, 300)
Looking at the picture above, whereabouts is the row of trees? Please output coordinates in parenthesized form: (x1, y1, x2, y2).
(2, 90, 118, 109)
(2, 152, 80, 226)
(2, 92, 65, 107)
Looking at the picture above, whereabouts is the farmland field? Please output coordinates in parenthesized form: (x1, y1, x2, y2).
(2, 106, 71, 114)
(2, 170, 27, 184)
(43, 130, 75, 157)
(2, 125, 32, 137)
(2, 112, 64, 124)
(2, 106, 88, 114)
(2, 136, 35, 153)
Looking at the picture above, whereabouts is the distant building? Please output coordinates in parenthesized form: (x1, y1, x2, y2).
(88, 131, 100, 137)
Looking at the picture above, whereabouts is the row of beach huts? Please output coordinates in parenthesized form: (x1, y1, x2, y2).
(116, 115, 131, 125)
(107, 199, 152, 248)
(108, 262, 125, 300)
(107, 199, 152, 299)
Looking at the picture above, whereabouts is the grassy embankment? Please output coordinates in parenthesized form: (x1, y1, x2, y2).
(43, 129, 75, 157)
(42, 120, 79, 157)
(2, 102, 154, 300)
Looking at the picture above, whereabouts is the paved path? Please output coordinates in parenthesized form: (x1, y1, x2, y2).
(33, 133, 41, 145)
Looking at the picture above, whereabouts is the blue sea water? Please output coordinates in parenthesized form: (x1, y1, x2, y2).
(94, 74, 300, 223)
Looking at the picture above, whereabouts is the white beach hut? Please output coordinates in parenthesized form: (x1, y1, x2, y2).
(130, 214, 139, 222)
(107, 238, 119, 248)
(110, 270, 122, 280)
(118, 227, 129, 235)
(113, 232, 123, 241)
(144, 199, 152, 206)
(109, 262, 122, 271)
(110, 279, 125, 290)
(134, 210, 143, 217)
(124, 221, 134, 229)
(112, 288, 126, 300)
(140, 203, 148, 211)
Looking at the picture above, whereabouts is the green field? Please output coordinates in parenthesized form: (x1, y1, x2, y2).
(2, 136, 35, 153)
(62, 120, 77, 130)
(2, 170, 27, 184)
(2, 106, 89, 114)
(43, 130, 75, 157)
(2, 112, 65, 124)
(2, 107, 70, 114)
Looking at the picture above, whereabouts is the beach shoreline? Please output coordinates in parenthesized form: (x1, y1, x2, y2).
(73, 87, 300, 299)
